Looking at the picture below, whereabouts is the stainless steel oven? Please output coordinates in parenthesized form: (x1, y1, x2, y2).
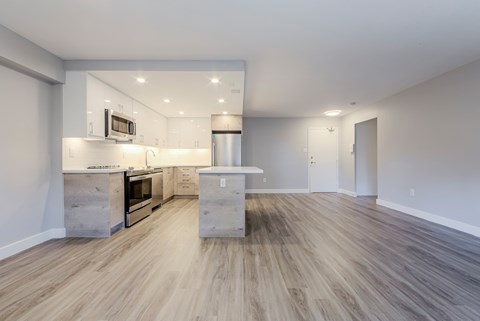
(105, 109, 136, 141)
(125, 172, 153, 227)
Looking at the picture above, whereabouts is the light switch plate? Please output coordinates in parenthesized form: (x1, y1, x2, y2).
(220, 178, 226, 187)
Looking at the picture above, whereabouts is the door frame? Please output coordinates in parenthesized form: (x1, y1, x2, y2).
(354, 118, 378, 196)
(307, 127, 339, 193)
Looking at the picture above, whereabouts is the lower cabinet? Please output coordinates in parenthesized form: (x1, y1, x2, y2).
(175, 167, 196, 196)
(174, 167, 206, 196)
(163, 167, 174, 202)
(160, 166, 210, 200)
(64, 172, 124, 237)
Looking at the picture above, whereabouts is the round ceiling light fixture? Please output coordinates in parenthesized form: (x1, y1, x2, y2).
(324, 110, 342, 117)
(163, 99, 171, 103)
(211, 78, 220, 84)
(136, 77, 146, 83)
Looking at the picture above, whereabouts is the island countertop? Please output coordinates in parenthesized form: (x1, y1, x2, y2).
(196, 166, 263, 174)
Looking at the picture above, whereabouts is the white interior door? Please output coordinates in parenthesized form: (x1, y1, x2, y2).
(308, 127, 338, 192)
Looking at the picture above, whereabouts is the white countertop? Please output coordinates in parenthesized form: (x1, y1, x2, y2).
(63, 164, 212, 174)
(197, 166, 264, 174)
(63, 168, 128, 174)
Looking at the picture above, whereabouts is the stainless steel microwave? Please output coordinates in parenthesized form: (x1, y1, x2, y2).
(105, 109, 136, 141)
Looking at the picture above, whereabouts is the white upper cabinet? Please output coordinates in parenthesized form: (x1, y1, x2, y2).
(132, 100, 168, 147)
(64, 71, 134, 139)
(168, 118, 211, 149)
(211, 115, 242, 131)
(167, 118, 182, 148)
(104, 86, 133, 117)
(85, 75, 107, 138)
(194, 118, 212, 148)
(132, 100, 146, 145)
(153, 112, 168, 148)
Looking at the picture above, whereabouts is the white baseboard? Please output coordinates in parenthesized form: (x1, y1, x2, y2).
(246, 189, 310, 194)
(376, 199, 480, 238)
(0, 228, 66, 261)
(338, 189, 357, 197)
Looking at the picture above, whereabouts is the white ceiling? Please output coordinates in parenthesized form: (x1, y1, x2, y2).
(90, 71, 245, 118)
(1, 0, 480, 117)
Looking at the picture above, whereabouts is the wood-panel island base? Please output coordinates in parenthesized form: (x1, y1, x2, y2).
(197, 167, 263, 237)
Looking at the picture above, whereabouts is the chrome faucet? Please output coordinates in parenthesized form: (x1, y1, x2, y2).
(145, 149, 156, 168)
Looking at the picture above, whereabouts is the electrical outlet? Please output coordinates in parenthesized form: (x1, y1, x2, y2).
(263, 177, 267, 183)
(220, 178, 226, 188)
(410, 188, 415, 197)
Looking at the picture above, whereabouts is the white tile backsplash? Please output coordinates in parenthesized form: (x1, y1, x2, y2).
(63, 138, 211, 169)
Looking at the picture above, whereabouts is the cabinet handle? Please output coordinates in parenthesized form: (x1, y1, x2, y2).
(89, 122, 93, 134)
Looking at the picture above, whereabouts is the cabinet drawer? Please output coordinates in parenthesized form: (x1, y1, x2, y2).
(177, 177, 194, 184)
(176, 172, 194, 180)
(177, 183, 195, 195)
(177, 167, 195, 174)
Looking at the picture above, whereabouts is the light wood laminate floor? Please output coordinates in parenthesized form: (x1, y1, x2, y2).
(1, 194, 480, 321)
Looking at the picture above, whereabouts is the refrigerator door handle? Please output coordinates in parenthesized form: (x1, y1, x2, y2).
(212, 142, 215, 166)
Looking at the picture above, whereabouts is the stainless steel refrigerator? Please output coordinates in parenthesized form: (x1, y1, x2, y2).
(212, 133, 241, 166)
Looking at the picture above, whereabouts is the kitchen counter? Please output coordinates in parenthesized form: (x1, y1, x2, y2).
(197, 166, 263, 174)
(197, 166, 263, 237)
(63, 168, 128, 174)
(63, 164, 211, 174)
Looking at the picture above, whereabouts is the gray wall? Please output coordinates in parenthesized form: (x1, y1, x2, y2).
(340, 58, 480, 228)
(355, 118, 377, 196)
(242, 117, 339, 190)
(0, 65, 64, 248)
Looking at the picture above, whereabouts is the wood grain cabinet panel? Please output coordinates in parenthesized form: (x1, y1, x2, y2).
(163, 167, 174, 202)
(211, 114, 242, 131)
(64, 172, 124, 237)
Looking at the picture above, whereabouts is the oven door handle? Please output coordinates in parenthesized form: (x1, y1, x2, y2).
(129, 174, 154, 182)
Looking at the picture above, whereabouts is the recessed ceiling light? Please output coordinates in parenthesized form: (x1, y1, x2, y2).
(222, 111, 228, 115)
(136, 77, 146, 83)
(218, 98, 225, 103)
(133, 111, 138, 114)
(324, 110, 342, 117)
(163, 99, 171, 103)
(104, 99, 111, 103)
(211, 78, 220, 84)
(179, 111, 184, 115)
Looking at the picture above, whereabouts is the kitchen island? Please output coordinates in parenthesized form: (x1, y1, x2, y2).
(196, 166, 263, 237)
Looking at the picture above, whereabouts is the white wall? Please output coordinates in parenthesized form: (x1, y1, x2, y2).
(0, 24, 64, 83)
(63, 138, 211, 169)
(355, 118, 377, 196)
(0, 65, 64, 249)
(340, 58, 480, 231)
(242, 117, 339, 191)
